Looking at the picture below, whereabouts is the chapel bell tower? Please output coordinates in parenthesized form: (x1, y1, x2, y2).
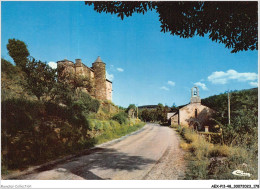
(190, 86, 201, 104)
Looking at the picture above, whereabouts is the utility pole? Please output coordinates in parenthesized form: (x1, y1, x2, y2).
(228, 91, 231, 125)
(136, 104, 138, 119)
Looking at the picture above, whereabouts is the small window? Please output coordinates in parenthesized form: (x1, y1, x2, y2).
(195, 109, 198, 118)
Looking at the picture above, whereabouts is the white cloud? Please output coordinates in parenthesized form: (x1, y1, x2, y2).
(117, 68, 124, 72)
(194, 82, 208, 90)
(167, 81, 175, 86)
(160, 86, 169, 91)
(249, 81, 258, 87)
(208, 69, 258, 84)
(106, 71, 114, 81)
(48, 61, 57, 69)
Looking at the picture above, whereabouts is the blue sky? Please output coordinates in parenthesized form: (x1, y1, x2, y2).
(1, 1, 258, 107)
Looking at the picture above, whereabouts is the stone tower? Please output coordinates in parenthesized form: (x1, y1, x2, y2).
(92, 56, 107, 100)
(190, 86, 201, 104)
(75, 59, 84, 75)
(56, 56, 112, 101)
(57, 59, 75, 81)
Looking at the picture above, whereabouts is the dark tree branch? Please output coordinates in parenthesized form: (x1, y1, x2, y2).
(85, 1, 257, 53)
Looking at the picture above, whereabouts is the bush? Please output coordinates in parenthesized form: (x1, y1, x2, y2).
(1, 98, 44, 134)
(44, 101, 69, 119)
(209, 144, 230, 157)
(175, 125, 258, 180)
(112, 112, 128, 124)
(89, 99, 100, 112)
(1, 97, 98, 170)
(66, 92, 100, 128)
(94, 120, 145, 144)
(1, 58, 21, 79)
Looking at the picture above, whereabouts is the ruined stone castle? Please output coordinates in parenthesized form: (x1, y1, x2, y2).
(57, 56, 112, 101)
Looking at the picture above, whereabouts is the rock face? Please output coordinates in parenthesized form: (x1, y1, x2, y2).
(57, 56, 112, 101)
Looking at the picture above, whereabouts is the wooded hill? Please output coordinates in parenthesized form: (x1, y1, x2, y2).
(201, 88, 258, 147)
(1, 39, 144, 174)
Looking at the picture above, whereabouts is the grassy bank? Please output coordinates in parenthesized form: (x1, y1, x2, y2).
(172, 125, 258, 180)
(1, 97, 145, 175)
(89, 118, 145, 144)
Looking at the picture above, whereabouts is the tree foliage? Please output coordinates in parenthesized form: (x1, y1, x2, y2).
(140, 103, 170, 123)
(127, 104, 136, 110)
(23, 58, 57, 101)
(202, 88, 258, 147)
(6, 39, 57, 100)
(85, 1, 257, 53)
(6, 39, 30, 68)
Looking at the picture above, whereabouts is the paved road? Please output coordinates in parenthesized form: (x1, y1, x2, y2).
(17, 123, 186, 180)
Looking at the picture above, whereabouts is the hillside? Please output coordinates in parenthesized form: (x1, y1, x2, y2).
(1, 59, 35, 101)
(1, 57, 144, 174)
(201, 88, 258, 147)
(202, 88, 258, 123)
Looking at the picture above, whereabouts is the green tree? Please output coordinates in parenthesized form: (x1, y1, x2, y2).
(127, 104, 136, 110)
(140, 108, 156, 122)
(149, 109, 157, 122)
(6, 39, 30, 69)
(50, 81, 74, 105)
(140, 109, 150, 122)
(155, 103, 164, 122)
(23, 58, 57, 101)
(201, 88, 258, 147)
(85, 1, 257, 53)
(171, 103, 178, 111)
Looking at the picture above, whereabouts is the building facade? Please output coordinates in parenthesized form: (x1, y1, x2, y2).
(168, 86, 214, 130)
(57, 56, 112, 101)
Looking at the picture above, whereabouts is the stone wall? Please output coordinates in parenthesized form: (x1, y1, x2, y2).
(167, 112, 175, 120)
(179, 103, 214, 127)
(170, 113, 179, 125)
(57, 59, 75, 81)
(57, 57, 112, 101)
(74, 59, 94, 80)
(106, 80, 112, 101)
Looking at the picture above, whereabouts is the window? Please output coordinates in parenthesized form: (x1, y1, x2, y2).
(195, 109, 198, 118)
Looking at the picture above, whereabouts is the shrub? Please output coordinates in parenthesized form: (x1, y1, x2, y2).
(175, 125, 258, 179)
(89, 99, 100, 112)
(1, 58, 21, 79)
(94, 120, 145, 144)
(68, 92, 100, 113)
(210, 144, 231, 157)
(180, 141, 191, 151)
(44, 101, 69, 119)
(112, 112, 128, 124)
(1, 98, 44, 134)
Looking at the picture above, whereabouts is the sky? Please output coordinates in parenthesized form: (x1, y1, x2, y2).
(1, 1, 258, 108)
